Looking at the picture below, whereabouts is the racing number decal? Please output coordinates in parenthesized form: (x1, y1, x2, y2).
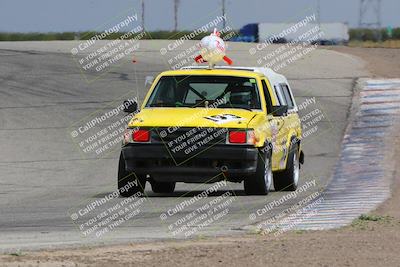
(204, 114, 244, 124)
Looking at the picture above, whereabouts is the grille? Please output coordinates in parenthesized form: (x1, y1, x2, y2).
(151, 127, 227, 146)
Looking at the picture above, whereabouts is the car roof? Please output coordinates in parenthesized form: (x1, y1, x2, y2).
(159, 68, 263, 79)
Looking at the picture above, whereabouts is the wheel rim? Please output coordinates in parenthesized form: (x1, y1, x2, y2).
(264, 155, 272, 191)
(293, 152, 300, 186)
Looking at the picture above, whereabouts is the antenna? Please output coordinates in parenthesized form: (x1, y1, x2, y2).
(359, 0, 382, 41)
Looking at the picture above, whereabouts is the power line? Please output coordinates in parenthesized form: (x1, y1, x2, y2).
(359, 0, 382, 40)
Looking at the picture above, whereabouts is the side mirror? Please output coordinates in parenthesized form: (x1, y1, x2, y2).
(123, 100, 138, 113)
(271, 105, 288, 116)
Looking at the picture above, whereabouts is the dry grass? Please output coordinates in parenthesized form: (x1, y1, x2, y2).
(349, 40, 400, 48)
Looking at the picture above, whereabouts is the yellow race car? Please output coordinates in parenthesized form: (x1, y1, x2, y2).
(118, 66, 304, 196)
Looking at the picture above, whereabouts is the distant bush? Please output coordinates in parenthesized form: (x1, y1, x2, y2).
(0, 30, 238, 41)
(350, 28, 400, 41)
(0, 32, 76, 41)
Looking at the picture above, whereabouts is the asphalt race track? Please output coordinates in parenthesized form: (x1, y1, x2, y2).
(0, 40, 368, 251)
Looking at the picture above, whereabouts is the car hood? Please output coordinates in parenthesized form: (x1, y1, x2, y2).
(128, 107, 259, 129)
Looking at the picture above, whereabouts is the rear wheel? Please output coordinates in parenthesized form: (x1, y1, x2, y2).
(118, 152, 146, 197)
(244, 149, 272, 195)
(273, 143, 300, 191)
(151, 181, 176, 193)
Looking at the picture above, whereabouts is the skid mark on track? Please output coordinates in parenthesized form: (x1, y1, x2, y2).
(271, 79, 399, 230)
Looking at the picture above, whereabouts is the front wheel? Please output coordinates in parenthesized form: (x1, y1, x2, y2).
(244, 149, 272, 195)
(118, 152, 146, 197)
(273, 142, 300, 191)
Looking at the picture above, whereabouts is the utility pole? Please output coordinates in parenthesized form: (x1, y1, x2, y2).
(222, 0, 226, 29)
(317, 0, 321, 29)
(174, 0, 180, 31)
(359, 0, 382, 41)
(141, 0, 145, 31)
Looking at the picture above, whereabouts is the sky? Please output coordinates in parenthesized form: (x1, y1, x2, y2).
(0, 0, 399, 32)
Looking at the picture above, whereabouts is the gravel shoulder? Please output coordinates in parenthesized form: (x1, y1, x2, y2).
(329, 46, 400, 78)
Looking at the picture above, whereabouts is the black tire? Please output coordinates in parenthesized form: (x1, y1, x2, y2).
(273, 142, 300, 191)
(150, 181, 176, 193)
(118, 152, 146, 197)
(244, 149, 272, 195)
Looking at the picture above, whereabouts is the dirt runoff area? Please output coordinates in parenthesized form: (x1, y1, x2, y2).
(329, 46, 400, 78)
(1, 47, 400, 267)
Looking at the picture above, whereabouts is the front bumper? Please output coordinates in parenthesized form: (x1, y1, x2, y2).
(121, 144, 259, 182)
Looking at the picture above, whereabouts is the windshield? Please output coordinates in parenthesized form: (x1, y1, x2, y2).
(145, 75, 262, 110)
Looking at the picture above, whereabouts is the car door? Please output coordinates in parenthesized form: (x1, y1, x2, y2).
(271, 83, 292, 170)
(277, 83, 301, 168)
(260, 79, 286, 171)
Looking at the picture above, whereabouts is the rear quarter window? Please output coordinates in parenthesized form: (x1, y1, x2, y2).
(280, 84, 294, 109)
(274, 85, 287, 106)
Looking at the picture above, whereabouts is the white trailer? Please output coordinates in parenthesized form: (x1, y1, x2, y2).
(258, 22, 349, 45)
